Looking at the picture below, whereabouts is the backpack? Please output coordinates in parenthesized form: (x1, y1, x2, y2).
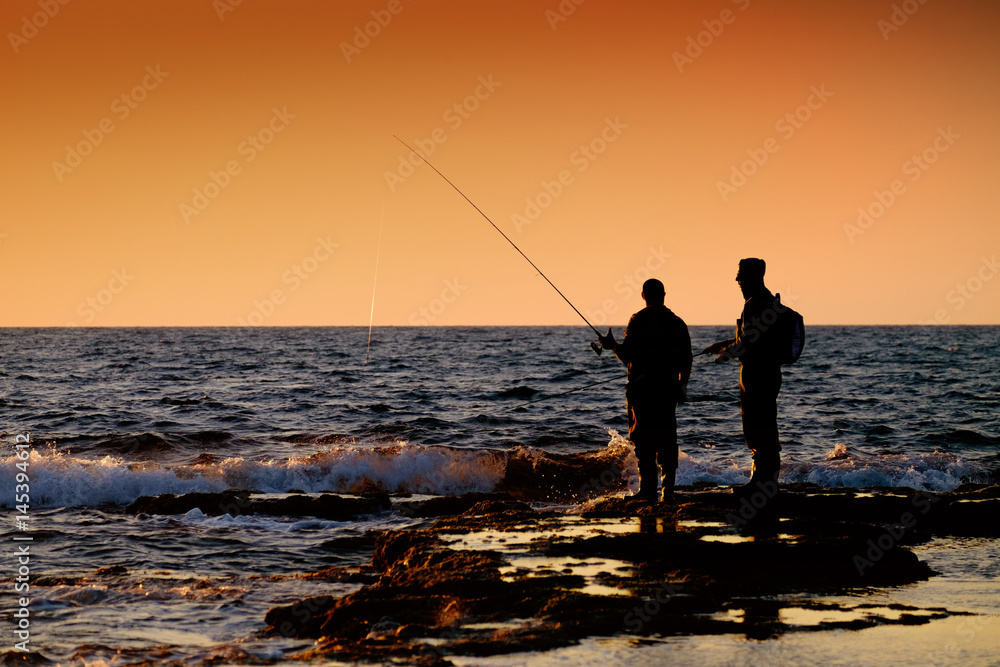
(774, 293, 805, 364)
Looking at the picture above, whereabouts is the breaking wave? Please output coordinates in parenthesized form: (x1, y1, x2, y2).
(2, 435, 992, 509)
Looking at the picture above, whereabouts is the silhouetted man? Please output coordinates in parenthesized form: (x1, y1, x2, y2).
(599, 279, 692, 502)
(702, 258, 783, 495)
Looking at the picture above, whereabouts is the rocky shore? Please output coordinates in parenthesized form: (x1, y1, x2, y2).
(122, 483, 1000, 665)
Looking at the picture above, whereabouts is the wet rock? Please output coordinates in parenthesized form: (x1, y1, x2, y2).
(263, 594, 339, 639)
(297, 639, 458, 666)
(94, 565, 128, 577)
(159, 396, 202, 406)
(462, 499, 534, 516)
(545, 531, 934, 590)
(501, 448, 631, 502)
(127, 490, 250, 516)
(581, 488, 1000, 538)
(371, 531, 442, 572)
(251, 494, 390, 520)
(394, 492, 518, 518)
(33, 575, 85, 587)
(0, 651, 52, 665)
(261, 486, 997, 664)
(314, 590, 460, 640)
(379, 546, 508, 595)
(297, 566, 379, 584)
(126, 490, 391, 520)
(429, 508, 551, 535)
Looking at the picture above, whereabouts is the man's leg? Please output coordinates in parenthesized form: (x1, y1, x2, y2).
(657, 405, 679, 501)
(635, 446, 660, 501)
(628, 396, 659, 500)
(739, 365, 782, 488)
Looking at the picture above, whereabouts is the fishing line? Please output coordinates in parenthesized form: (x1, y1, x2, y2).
(365, 200, 386, 364)
(394, 135, 603, 355)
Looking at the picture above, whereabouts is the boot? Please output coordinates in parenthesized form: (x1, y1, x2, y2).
(734, 453, 780, 499)
(750, 451, 780, 492)
(660, 466, 676, 503)
(629, 460, 659, 501)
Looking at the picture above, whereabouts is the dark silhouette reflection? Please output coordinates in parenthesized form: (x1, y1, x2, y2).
(637, 513, 678, 534)
(741, 599, 785, 641)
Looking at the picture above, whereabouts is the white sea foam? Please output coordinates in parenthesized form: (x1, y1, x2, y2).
(1, 443, 505, 508)
(1, 438, 988, 509)
(9, 451, 228, 507)
(674, 441, 990, 492)
(780, 444, 988, 492)
(603, 430, 989, 493)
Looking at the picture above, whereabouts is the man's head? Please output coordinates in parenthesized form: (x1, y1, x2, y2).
(641, 278, 665, 306)
(736, 258, 766, 298)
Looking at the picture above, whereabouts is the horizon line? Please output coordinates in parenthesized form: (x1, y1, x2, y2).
(3, 323, 999, 329)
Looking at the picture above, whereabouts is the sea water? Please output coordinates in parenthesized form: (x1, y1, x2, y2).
(1, 326, 997, 664)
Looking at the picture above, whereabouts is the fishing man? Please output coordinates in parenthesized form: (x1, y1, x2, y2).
(702, 258, 784, 497)
(599, 278, 692, 502)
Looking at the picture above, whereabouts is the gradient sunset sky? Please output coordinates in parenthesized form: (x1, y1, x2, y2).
(3, 0, 998, 326)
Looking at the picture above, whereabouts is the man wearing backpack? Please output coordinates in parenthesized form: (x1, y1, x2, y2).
(702, 258, 786, 497)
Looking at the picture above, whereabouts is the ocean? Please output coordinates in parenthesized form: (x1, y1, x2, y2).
(2, 325, 998, 665)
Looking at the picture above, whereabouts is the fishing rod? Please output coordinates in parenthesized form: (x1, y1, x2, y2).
(365, 200, 386, 364)
(505, 374, 625, 411)
(394, 135, 604, 356)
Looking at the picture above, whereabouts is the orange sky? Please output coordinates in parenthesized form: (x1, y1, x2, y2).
(2, 0, 998, 326)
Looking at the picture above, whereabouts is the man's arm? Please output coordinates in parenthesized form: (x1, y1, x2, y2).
(681, 326, 693, 386)
(600, 317, 635, 363)
(613, 327, 633, 363)
(703, 305, 746, 360)
(598, 328, 615, 351)
(721, 296, 773, 362)
(700, 339, 734, 356)
(675, 325, 693, 403)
